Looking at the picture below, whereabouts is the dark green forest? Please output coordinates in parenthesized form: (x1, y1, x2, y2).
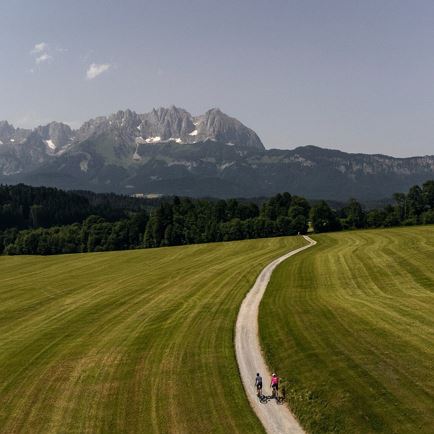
(1, 181, 433, 255)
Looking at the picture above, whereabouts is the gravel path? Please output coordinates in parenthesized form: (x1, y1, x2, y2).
(235, 235, 316, 434)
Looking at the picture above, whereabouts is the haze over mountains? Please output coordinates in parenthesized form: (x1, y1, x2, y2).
(1, 106, 433, 201)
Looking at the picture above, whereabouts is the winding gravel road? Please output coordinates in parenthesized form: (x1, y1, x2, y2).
(235, 235, 316, 434)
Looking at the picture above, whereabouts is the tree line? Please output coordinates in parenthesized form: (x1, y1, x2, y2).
(143, 193, 310, 248)
(325, 180, 434, 232)
(0, 184, 161, 231)
(1, 181, 433, 255)
(1, 192, 309, 254)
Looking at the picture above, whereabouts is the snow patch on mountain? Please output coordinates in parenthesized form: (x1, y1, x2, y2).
(189, 130, 198, 136)
(145, 136, 161, 143)
(45, 139, 56, 150)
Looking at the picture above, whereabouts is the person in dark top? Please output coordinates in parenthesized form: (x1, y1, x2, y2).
(255, 372, 263, 397)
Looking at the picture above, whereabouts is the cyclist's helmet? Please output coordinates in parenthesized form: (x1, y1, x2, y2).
(256, 373, 260, 376)
(272, 373, 276, 377)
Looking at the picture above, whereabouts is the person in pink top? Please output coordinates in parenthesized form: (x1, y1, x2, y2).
(270, 373, 279, 395)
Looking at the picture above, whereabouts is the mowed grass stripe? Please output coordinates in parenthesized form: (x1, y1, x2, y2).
(0, 236, 305, 434)
(260, 226, 434, 433)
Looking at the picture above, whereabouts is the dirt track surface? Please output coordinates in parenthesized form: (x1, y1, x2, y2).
(235, 235, 316, 434)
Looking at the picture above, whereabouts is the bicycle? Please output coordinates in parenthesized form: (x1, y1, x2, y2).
(253, 382, 268, 403)
(271, 385, 279, 401)
(276, 385, 286, 404)
(271, 381, 288, 404)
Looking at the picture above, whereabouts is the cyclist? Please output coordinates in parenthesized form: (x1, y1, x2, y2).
(270, 373, 279, 398)
(255, 373, 263, 397)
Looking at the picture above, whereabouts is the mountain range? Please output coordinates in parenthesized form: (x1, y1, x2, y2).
(1, 106, 433, 201)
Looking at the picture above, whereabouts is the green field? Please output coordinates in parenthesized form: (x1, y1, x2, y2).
(2, 227, 434, 434)
(0, 236, 305, 434)
(260, 226, 434, 433)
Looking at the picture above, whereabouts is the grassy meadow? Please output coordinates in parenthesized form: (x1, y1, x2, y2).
(0, 236, 305, 434)
(260, 226, 434, 433)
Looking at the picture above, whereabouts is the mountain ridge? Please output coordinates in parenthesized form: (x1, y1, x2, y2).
(1, 107, 433, 201)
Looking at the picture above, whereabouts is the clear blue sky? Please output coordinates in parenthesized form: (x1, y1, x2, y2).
(1, 0, 434, 156)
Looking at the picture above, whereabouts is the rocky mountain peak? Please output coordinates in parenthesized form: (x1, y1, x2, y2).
(0, 106, 434, 200)
(0, 121, 33, 145)
(0, 106, 266, 179)
(206, 107, 222, 115)
(194, 108, 264, 149)
(0, 121, 16, 142)
(141, 106, 195, 140)
(69, 106, 265, 148)
(35, 122, 73, 149)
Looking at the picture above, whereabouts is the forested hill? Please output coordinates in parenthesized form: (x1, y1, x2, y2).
(1, 181, 434, 255)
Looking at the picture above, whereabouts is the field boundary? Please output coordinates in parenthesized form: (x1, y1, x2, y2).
(235, 235, 316, 434)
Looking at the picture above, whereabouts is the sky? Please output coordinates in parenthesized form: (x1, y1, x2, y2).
(1, 0, 434, 157)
